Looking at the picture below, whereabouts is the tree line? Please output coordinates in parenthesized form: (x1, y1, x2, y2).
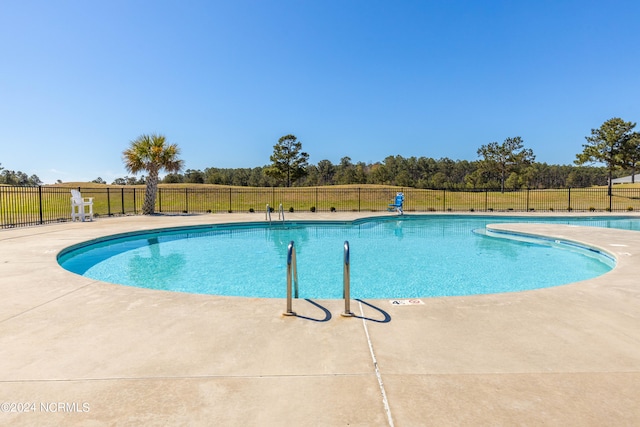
(0, 164, 42, 186)
(157, 157, 613, 190)
(3, 118, 637, 193)
(142, 118, 640, 191)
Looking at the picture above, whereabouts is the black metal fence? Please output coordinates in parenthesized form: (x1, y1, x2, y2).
(2, 185, 640, 229)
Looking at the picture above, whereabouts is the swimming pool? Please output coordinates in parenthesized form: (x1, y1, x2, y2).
(57, 215, 637, 299)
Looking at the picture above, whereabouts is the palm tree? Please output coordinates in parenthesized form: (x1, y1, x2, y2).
(123, 134, 184, 214)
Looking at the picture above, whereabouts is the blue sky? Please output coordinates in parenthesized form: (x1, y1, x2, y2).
(2, 0, 639, 184)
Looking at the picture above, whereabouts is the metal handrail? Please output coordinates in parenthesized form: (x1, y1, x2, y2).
(278, 203, 285, 222)
(266, 204, 271, 223)
(283, 240, 299, 316)
(341, 240, 354, 317)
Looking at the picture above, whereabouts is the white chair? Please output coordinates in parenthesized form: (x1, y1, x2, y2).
(70, 190, 94, 222)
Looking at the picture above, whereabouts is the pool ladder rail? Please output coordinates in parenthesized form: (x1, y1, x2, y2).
(283, 240, 354, 317)
(341, 241, 354, 317)
(266, 203, 285, 224)
(283, 241, 299, 316)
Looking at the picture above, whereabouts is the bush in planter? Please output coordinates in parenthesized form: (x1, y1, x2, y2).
(310, 206, 316, 212)
(288, 207, 294, 213)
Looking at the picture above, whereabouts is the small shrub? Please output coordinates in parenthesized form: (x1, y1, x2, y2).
(310, 206, 316, 212)
(588, 207, 595, 212)
(269, 206, 274, 213)
(206, 209, 212, 213)
(549, 207, 554, 211)
(469, 208, 474, 212)
(529, 208, 535, 212)
(427, 207, 436, 212)
(507, 208, 513, 211)
(487, 208, 493, 212)
(330, 207, 336, 212)
(288, 206, 294, 213)
(249, 208, 254, 213)
(627, 206, 634, 211)
(182, 210, 188, 214)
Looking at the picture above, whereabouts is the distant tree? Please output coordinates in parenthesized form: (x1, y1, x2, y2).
(127, 175, 145, 185)
(92, 177, 106, 184)
(184, 169, 205, 184)
(28, 174, 42, 185)
(264, 134, 309, 187)
(354, 161, 368, 184)
(123, 134, 183, 214)
(163, 173, 184, 183)
(464, 169, 484, 189)
(316, 159, 335, 185)
(477, 137, 536, 192)
(621, 131, 640, 183)
(335, 157, 358, 184)
(0, 168, 41, 186)
(575, 118, 636, 194)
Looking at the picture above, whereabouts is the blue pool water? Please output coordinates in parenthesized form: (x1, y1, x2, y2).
(58, 215, 637, 299)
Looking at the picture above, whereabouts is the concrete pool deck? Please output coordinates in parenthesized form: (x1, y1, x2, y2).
(1, 212, 639, 426)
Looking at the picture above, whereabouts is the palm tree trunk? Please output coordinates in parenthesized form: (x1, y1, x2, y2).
(143, 170, 159, 214)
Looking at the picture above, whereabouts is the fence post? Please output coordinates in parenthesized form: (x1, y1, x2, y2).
(568, 187, 571, 211)
(38, 186, 44, 224)
(229, 187, 232, 212)
(133, 189, 137, 214)
(526, 188, 530, 211)
(358, 187, 361, 212)
(484, 189, 488, 211)
(121, 188, 125, 215)
(107, 187, 112, 216)
(443, 189, 446, 211)
(185, 188, 189, 213)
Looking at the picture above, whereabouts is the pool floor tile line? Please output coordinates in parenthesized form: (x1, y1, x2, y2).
(1, 213, 640, 425)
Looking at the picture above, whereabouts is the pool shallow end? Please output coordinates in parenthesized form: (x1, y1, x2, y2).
(484, 223, 617, 268)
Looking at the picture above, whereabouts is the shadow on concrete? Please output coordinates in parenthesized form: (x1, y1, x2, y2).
(293, 299, 332, 322)
(354, 299, 392, 323)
